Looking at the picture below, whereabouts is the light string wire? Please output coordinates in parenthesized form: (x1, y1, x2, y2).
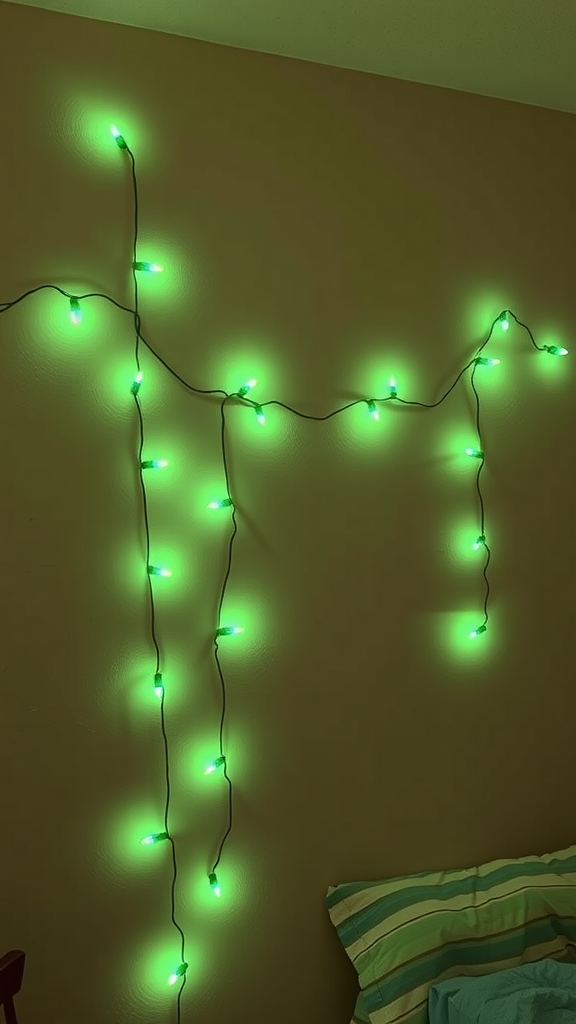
(0, 125, 569, 1008)
(126, 141, 188, 1016)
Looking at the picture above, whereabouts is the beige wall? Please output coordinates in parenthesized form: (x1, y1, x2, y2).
(0, 3, 575, 1022)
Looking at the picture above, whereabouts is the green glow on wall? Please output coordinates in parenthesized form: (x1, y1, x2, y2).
(532, 334, 572, 384)
(218, 345, 277, 399)
(464, 293, 513, 340)
(114, 540, 191, 609)
(449, 518, 493, 566)
(103, 803, 173, 876)
(433, 609, 497, 666)
(32, 285, 118, 356)
(109, 648, 190, 721)
(131, 938, 197, 1000)
(70, 105, 149, 169)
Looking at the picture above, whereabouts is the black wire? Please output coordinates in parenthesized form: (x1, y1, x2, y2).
(2, 203, 541, 996)
(210, 396, 237, 876)
(470, 363, 491, 632)
(125, 142, 187, 1018)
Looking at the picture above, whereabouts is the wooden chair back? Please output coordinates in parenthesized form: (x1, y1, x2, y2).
(0, 951, 25, 1024)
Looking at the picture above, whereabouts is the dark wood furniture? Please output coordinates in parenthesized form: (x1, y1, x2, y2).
(0, 951, 25, 1024)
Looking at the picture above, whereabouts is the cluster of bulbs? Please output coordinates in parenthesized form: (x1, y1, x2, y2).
(3, 120, 569, 1003)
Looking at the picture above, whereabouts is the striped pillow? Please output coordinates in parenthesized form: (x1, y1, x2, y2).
(327, 844, 576, 1024)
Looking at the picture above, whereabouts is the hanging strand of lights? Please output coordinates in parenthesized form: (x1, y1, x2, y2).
(0, 124, 569, 1017)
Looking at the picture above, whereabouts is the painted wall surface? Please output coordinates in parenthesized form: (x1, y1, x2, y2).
(0, 3, 575, 1023)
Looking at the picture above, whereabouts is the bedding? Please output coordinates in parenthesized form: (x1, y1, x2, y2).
(326, 843, 576, 1024)
(428, 958, 576, 1023)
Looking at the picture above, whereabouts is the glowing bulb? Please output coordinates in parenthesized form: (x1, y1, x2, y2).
(389, 377, 398, 398)
(473, 535, 486, 550)
(237, 379, 257, 398)
(208, 498, 233, 509)
(469, 624, 487, 638)
(69, 297, 81, 325)
(147, 565, 172, 578)
(133, 261, 163, 273)
(209, 871, 221, 898)
(140, 832, 169, 845)
(475, 357, 500, 366)
(366, 400, 379, 420)
(465, 447, 484, 459)
(254, 405, 266, 425)
(141, 460, 168, 469)
(499, 311, 509, 331)
(216, 626, 244, 636)
(205, 755, 226, 775)
(110, 124, 128, 150)
(154, 672, 164, 698)
(168, 963, 188, 986)
(543, 345, 568, 356)
(131, 371, 143, 395)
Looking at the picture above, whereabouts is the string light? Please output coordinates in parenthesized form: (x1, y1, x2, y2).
(133, 261, 163, 273)
(141, 832, 169, 845)
(110, 124, 128, 150)
(0, 115, 569, 1020)
(237, 378, 257, 398)
(168, 963, 188, 986)
(69, 296, 81, 325)
(543, 344, 568, 356)
(208, 871, 221, 897)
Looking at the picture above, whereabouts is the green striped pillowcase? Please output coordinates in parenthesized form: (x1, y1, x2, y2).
(327, 844, 576, 1024)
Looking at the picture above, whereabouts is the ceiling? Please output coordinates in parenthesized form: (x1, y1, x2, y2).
(6, 0, 576, 113)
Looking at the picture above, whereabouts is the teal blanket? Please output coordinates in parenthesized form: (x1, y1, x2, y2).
(428, 959, 576, 1023)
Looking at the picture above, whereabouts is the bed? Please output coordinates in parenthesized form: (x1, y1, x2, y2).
(326, 843, 576, 1024)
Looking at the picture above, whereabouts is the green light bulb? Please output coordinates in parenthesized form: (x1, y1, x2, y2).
(110, 124, 128, 150)
(131, 371, 143, 395)
(499, 311, 509, 331)
(133, 261, 163, 273)
(216, 626, 244, 636)
(366, 400, 379, 420)
(147, 565, 172, 578)
(465, 447, 484, 459)
(168, 962, 188, 986)
(389, 377, 398, 398)
(154, 672, 164, 698)
(254, 405, 266, 425)
(543, 345, 568, 356)
(141, 460, 168, 469)
(473, 535, 486, 550)
(209, 871, 221, 897)
(237, 379, 257, 398)
(475, 357, 500, 366)
(208, 498, 233, 509)
(469, 624, 487, 638)
(69, 297, 81, 325)
(205, 755, 226, 775)
(140, 831, 169, 845)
